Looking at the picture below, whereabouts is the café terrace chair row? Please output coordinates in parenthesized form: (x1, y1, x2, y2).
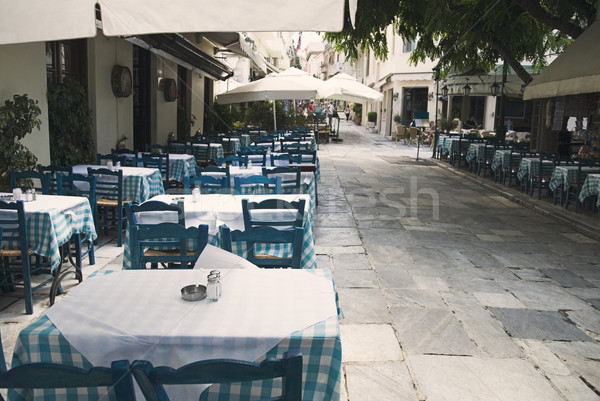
(0, 328, 303, 401)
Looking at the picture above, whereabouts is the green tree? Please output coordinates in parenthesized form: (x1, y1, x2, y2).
(0, 94, 41, 191)
(47, 79, 95, 166)
(326, 0, 595, 83)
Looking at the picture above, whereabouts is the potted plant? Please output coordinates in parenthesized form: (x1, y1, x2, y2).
(367, 111, 377, 129)
(352, 103, 362, 125)
(0, 94, 41, 191)
(393, 113, 403, 126)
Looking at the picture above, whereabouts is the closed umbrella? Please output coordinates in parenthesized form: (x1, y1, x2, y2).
(318, 73, 383, 103)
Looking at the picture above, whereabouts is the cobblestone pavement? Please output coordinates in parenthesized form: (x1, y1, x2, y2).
(1, 121, 599, 401)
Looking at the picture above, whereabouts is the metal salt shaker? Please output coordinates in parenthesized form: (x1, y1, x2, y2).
(210, 270, 222, 298)
(206, 273, 220, 302)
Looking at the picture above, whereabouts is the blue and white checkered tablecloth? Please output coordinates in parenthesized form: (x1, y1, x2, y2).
(168, 154, 198, 182)
(209, 144, 225, 163)
(549, 166, 600, 192)
(491, 150, 511, 172)
(73, 165, 165, 204)
(1, 195, 97, 274)
(9, 269, 341, 401)
(122, 193, 317, 271)
(578, 173, 600, 206)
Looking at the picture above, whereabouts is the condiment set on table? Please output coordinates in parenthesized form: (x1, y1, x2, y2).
(180, 270, 221, 302)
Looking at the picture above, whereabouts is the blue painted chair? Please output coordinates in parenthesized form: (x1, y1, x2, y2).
(125, 201, 185, 228)
(56, 173, 97, 268)
(288, 150, 317, 164)
(111, 148, 138, 167)
(167, 140, 189, 154)
(131, 351, 302, 401)
(184, 175, 229, 194)
(87, 168, 128, 247)
(217, 155, 248, 167)
(97, 153, 127, 167)
(238, 147, 267, 166)
(262, 166, 301, 193)
(0, 359, 135, 400)
(0, 200, 53, 314)
(221, 226, 304, 269)
(234, 175, 281, 195)
(142, 152, 175, 190)
(241, 198, 306, 230)
(37, 164, 73, 194)
(9, 170, 51, 195)
(270, 153, 290, 166)
(196, 165, 230, 183)
(129, 223, 209, 269)
(253, 136, 276, 151)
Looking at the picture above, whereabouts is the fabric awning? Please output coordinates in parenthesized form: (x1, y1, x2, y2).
(132, 34, 233, 81)
(523, 20, 600, 100)
(0, 0, 353, 45)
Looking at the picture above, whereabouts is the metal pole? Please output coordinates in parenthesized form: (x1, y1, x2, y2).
(272, 101, 277, 132)
(416, 128, 421, 161)
(496, 61, 508, 141)
(432, 68, 440, 158)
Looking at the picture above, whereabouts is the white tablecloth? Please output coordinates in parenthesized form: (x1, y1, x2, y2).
(45, 269, 337, 397)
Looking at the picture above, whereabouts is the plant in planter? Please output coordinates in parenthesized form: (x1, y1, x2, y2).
(393, 113, 403, 126)
(47, 79, 95, 166)
(438, 116, 456, 134)
(367, 111, 377, 128)
(0, 94, 41, 191)
(352, 103, 362, 125)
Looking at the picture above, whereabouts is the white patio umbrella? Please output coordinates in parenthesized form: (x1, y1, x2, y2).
(318, 73, 383, 103)
(216, 68, 322, 130)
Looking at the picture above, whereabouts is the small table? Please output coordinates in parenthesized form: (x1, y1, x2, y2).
(11, 268, 341, 401)
(122, 193, 317, 271)
(0, 194, 96, 274)
(72, 165, 165, 203)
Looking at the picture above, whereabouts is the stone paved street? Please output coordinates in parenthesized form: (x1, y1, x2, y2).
(1, 120, 600, 400)
(317, 121, 600, 401)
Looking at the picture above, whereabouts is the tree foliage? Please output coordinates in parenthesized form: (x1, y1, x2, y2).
(326, 0, 596, 83)
(0, 94, 41, 191)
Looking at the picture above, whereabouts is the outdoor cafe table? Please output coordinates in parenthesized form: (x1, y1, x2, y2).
(121, 152, 199, 183)
(549, 165, 600, 193)
(122, 193, 317, 270)
(10, 267, 341, 401)
(578, 173, 600, 207)
(190, 143, 224, 163)
(0, 194, 97, 274)
(516, 157, 554, 182)
(72, 164, 165, 203)
(491, 149, 518, 173)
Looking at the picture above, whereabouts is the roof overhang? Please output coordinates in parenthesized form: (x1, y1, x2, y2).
(130, 33, 233, 81)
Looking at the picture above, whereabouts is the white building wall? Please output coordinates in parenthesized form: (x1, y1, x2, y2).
(155, 57, 178, 142)
(190, 71, 206, 135)
(88, 34, 134, 154)
(0, 42, 50, 165)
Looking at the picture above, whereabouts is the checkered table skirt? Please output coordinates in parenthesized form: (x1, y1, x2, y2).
(578, 173, 600, 206)
(3, 197, 97, 274)
(9, 269, 341, 401)
(169, 154, 199, 182)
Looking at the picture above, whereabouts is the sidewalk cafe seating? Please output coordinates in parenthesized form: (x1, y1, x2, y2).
(129, 223, 208, 269)
(241, 198, 306, 230)
(234, 176, 282, 195)
(221, 226, 304, 269)
(262, 166, 302, 193)
(565, 159, 600, 211)
(530, 152, 559, 200)
(130, 351, 303, 401)
(0, 359, 135, 400)
(38, 164, 73, 194)
(183, 175, 229, 194)
(88, 168, 129, 247)
(217, 155, 248, 167)
(97, 153, 127, 167)
(56, 173, 98, 267)
(10, 170, 50, 194)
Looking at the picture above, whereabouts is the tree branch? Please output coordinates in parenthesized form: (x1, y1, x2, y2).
(518, 0, 585, 38)
(489, 39, 534, 84)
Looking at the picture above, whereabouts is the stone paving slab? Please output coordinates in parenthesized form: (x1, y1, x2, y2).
(340, 324, 403, 362)
(488, 308, 592, 341)
(409, 355, 565, 401)
(345, 362, 419, 401)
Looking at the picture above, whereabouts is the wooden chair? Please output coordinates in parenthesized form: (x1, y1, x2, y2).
(56, 173, 97, 268)
(241, 198, 306, 230)
(393, 125, 408, 144)
(183, 175, 229, 194)
(288, 150, 317, 164)
(142, 152, 175, 190)
(97, 153, 127, 167)
(0, 359, 135, 400)
(282, 142, 310, 152)
(129, 223, 208, 269)
(131, 351, 302, 401)
(87, 168, 129, 247)
(191, 144, 211, 167)
(221, 226, 304, 269)
(565, 160, 600, 211)
(253, 136, 276, 151)
(262, 167, 301, 193)
(529, 152, 558, 200)
(234, 175, 282, 195)
(0, 200, 53, 314)
(217, 155, 248, 167)
(37, 164, 73, 194)
(111, 148, 138, 166)
(167, 140, 189, 154)
(239, 147, 267, 166)
(270, 153, 291, 166)
(10, 170, 50, 194)
(197, 165, 230, 182)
